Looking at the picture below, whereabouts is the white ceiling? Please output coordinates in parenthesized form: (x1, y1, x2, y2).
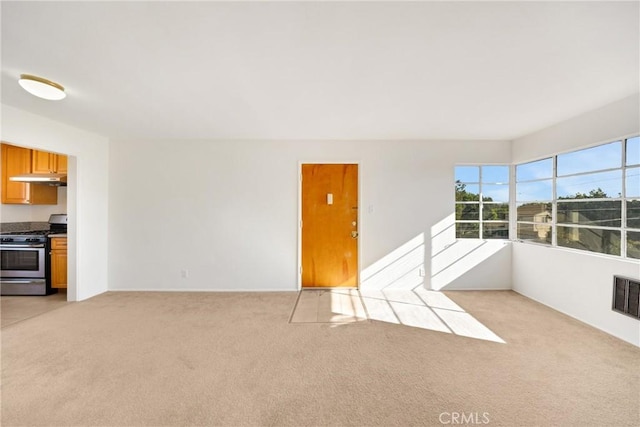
(1, 1, 638, 141)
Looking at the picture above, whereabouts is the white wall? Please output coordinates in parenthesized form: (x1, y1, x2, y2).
(513, 243, 640, 346)
(108, 139, 511, 291)
(512, 93, 640, 163)
(512, 93, 640, 346)
(0, 186, 67, 222)
(431, 239, 512, 291)
(1, 105, 110, 301)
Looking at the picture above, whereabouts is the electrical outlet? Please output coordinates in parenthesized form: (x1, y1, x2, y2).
(180, 269, 189, 279)
(419, 268, 425, 277)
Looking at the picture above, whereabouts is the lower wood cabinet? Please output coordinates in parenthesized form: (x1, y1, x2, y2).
(50, 237, 67, 289)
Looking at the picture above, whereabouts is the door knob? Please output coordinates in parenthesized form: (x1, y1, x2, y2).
(351, 231, 359, 239)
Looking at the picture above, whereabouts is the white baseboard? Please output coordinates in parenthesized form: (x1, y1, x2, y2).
(108, 288, 298, 293)
(512, 289, 639, 348)
(428, 287, 513, 291)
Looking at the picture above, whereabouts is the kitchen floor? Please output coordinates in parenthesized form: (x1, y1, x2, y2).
(1, 291, 69, 328)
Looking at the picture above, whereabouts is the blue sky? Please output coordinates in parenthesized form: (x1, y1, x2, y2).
(457, 138, 640, 201)
(455, 166, 509, 202)
(556, 141, 621, 176)
(627, 136, 640, 166)
(556, 170, 621, 198)
(516, 158, 552, 181)
(455, 165, 509, 183)
(627, 167, 640, 197)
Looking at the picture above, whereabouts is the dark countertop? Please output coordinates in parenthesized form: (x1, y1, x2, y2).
(0, 221, 50, 233)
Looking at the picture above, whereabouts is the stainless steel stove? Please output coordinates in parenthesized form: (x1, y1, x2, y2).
(1, 230, 50, 239)
(0, 214, 67, 296)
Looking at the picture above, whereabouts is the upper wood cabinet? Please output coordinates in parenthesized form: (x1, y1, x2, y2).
(32, 150, 57, 173)
(1, 144, 31, 204)
(1, 143, 58, 205)
(32, 149, 67, 174)
(56, 154, 68, 174)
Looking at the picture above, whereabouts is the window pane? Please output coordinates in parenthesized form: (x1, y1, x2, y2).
(516, 180, 552, 202)
(626, 136, 640, 166)
(456, 203, 479, 220)
(483, 222, 509, 239)
(516, 203, 552, 222)
(516, 158, 552, 182)
(557, 227, 620, 256)
(456, 223, 479, 238)
(517, 222, 551, 244)
(627, 200, 640, 229)
(626, 167, 640, 197)
(557, 141, 621, 176)
(481, 166, 509, 184)
(627, 231, 640, 259)
(455, 166, 479, 183)
(455, 183, 479, 201)
(481, 184, 509, 202)
(483, 203, 509, 221)
(557, 200, 621, 227)
(455, 164, 510, 241)
(556, 170, 621, 199)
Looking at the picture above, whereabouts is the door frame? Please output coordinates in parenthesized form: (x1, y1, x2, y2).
(297, 161, 361, 290)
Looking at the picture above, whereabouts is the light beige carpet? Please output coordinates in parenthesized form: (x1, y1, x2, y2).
(2, 290, 639, 426)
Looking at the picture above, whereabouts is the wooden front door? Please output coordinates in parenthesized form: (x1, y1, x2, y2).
(301, 164, 358, 288)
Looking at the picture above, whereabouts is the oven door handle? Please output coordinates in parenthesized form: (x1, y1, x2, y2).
(0, 244, 46, 249)
(0, 279, 46, 284)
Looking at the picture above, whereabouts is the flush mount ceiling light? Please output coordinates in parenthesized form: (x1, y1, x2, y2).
(18, 74, 66, 100)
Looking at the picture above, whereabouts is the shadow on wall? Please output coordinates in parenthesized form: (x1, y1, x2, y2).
(361, 233, 426, 291)
(358, 228, 505, 343)
(431, 214, 510, 290)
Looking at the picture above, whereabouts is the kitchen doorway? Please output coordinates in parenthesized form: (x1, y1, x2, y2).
(299, 163, 359, 288)
(0, 141, 72, 305)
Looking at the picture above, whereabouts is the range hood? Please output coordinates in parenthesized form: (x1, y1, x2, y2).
(9, 173, 67, 186)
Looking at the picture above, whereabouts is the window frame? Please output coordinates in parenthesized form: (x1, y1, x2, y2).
(514, 135, 640, 259)
(455, 164, 510, 240)
(515, 157, 554, 245)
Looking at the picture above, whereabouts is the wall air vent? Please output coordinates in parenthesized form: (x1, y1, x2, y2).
(612, 276, 640, 319)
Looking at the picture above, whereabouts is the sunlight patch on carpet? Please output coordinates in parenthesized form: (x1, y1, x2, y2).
(290, 288, 505, 343)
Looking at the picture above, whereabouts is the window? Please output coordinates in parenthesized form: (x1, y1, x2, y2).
(455, 165, 509, 239)
(516, 158, 553, 244)
(556, 141, 622, 256)
(626, 136, 640, 259)
(515, 135, 640, 259)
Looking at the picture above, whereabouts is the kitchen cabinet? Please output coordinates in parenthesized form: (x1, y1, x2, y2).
(50, 237, 67, 289)
(56, 155, 68, 174)
(32, 149, 67, 174)
(1, 143, 58, 204)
